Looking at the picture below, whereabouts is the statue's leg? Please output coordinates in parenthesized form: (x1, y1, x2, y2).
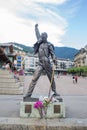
(24, 65, 43, 97)
(44, 63, 60, 96)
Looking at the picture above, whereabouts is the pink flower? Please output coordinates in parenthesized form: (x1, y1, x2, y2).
(34, 101, 44, 109)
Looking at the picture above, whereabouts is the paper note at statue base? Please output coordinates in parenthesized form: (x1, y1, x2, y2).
(20, 100, 65, 118)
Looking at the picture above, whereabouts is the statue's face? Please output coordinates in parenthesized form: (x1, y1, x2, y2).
(41, 32, 48, 42)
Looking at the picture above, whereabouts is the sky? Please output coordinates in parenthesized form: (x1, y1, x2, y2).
(0, 0, 87, 49)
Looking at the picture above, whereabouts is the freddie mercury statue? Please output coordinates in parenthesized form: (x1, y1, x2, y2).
(24, 24, 60, 99)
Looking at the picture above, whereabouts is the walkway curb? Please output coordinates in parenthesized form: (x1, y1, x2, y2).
(0, 117, 87, 130)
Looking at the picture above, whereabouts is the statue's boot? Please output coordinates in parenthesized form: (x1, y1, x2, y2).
(23, 93, 31, 101)
(53, 92, 60, 97)
(52, 92, 63, 102)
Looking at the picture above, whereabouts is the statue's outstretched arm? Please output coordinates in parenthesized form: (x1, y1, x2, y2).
(35, 24, 41, 40)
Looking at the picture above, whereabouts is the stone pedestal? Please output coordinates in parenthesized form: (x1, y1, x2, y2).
(20, 100, 65, 118)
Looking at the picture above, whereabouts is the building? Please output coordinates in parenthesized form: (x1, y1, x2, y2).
(12, 44, 26, 70)
(24, 54, 38, 72)
(56, 58, 74, 71)
(0, 43, 26, 70)
(74, 45, 87, 67)
(24, 54, 74, 74)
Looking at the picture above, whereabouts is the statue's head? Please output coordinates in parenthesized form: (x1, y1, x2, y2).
(41, 32, 48, 42)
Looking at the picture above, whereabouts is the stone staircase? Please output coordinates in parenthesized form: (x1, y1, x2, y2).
(0, 69, 23, 95)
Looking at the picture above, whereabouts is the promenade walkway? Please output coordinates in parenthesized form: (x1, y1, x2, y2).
(0, 75, 87, 130)
(0, 75, 87, 118)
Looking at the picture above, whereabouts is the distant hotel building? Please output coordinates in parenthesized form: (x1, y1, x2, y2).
(24, 54, 38, 71)
(24, 54, 74, 73)
(56, 58, 73, 70)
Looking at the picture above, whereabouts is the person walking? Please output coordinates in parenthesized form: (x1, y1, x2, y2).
(74, 75, 78, 83)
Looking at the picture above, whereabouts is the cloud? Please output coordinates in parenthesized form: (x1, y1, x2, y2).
(59, 0, 82, 18)
(0, 0, 68, 47)
(31, 0, 67, 4)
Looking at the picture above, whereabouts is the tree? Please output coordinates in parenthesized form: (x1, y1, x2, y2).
(68, 66, 87, 76)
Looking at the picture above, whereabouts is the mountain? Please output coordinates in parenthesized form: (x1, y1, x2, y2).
(9, 42, 79, 60)
(55, 47, 79, 60)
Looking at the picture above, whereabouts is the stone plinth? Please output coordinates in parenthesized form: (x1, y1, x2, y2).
(20, 100, 65, 118)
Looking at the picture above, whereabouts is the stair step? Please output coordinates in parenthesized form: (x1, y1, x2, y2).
(0, 87, 23, 95)
(0, 69, 11, 74)
(0, 82, 20, 88)
(0, 75, 13, 78)
(0, 78, 17, 83)
(0, 69, 24, 94)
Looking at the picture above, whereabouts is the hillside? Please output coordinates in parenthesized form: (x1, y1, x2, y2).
(9, 42, 34, 53)
(9, 42, 79, 60)
(55, 47, 79, 60)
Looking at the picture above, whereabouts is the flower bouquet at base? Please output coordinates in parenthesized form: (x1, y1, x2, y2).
(34, 96, 52, 118)
(34, 101, 44, 118)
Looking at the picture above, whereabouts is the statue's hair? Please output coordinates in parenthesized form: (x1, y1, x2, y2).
(41, 32, 48, 38)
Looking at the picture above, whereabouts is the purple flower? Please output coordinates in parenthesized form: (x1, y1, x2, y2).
(34, 101, 44, 109)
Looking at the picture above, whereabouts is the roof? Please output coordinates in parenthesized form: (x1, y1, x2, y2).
(0, 43, 12, 47)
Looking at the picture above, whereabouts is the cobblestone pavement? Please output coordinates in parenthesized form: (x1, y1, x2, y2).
(0, 75, 87, 118)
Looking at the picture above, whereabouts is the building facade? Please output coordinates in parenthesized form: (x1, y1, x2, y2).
(56, 58, 74, 71)
(24, 55, 38, 72)
(74, 45, 87, 67)
(24, 54, 74, 73)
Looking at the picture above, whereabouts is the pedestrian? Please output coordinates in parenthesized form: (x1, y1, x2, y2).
(5, 63, 10, 70)
(14, 70, 19, 80)
(24, 24, 59, 100)
(19, 68, 24, 76)
(74, 75, 78, 83)
(2, 63, 6, 70)
(72, 76, 75, 83)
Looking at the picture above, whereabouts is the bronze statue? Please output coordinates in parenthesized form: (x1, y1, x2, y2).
(24, 24, 60, 100)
